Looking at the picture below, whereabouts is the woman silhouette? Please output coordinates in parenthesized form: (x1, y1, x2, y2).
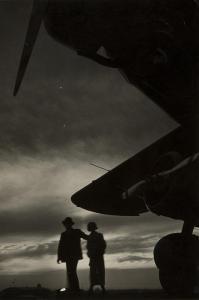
(87, 222, 106, 293)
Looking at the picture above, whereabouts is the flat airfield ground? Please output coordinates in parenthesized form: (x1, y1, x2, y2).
(56, 290, 199, 300)
(1, 289, 198, 300)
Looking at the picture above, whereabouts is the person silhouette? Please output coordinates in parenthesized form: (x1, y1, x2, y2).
(87, 222, 106, 293)
(57, 217, 88, 292)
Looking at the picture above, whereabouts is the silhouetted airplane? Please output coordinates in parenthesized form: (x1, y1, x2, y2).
(14, 0, 199, 295)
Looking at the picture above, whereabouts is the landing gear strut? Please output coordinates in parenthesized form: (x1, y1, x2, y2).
(154, 222, 199, 295)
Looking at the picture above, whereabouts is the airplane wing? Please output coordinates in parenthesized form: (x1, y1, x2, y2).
(71, 126, 196, 216)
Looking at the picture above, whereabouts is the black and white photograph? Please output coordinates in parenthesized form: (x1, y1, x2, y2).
(0, 0, 199, 299)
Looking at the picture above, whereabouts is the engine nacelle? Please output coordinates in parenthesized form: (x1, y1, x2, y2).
(124, 152, 199, 223)
(145, 153, 199, 221)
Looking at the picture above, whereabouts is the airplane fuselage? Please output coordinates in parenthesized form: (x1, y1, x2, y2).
(44, 0, 199, 124)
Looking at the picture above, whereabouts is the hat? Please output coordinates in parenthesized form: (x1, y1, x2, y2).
(62, 217, 74, 226)
(87, 222, 98, 231)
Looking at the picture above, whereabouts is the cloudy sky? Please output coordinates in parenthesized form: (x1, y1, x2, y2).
(1, 0, 196, 290)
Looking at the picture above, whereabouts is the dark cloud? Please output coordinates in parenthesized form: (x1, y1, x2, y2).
(118, 255, 152, 263)
(0, 201, 65, 237)
(0, 239, 152, 265)
(106, 235, 157, 255)
(0, 241, 57, 263)
(0, 202, 182, 238)
(83, 212, 182, 237)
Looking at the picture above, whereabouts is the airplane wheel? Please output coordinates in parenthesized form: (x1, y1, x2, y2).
(154, 233, 199, 295)
(159, 266, 197, 296)
(154, 233, 199, 269)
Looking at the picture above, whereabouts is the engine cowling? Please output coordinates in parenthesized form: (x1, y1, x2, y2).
(144, 152, 199, 223)
(124, 152, 199, 223)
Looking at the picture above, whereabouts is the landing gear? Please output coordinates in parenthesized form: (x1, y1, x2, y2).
(159, 266, 197, 296)
(154, 224, 199, 296)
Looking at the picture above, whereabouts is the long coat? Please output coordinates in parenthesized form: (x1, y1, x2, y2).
(58, 229, 87, 261)
(87, 232, 106, 286)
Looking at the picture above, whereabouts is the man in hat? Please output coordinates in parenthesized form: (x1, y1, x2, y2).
(87, 222, 106, 293)
(57, 217, 88, 292)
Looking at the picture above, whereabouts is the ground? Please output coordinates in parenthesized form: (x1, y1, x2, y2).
(1, 289, 199, 300)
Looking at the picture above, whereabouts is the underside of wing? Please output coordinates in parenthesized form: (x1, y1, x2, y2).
(71, 126, 196, 216)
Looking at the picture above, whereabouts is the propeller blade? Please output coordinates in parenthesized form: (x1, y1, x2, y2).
(14, 0, 48, 96)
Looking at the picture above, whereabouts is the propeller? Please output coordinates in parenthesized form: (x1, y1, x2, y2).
(14, 0, 48, 96)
